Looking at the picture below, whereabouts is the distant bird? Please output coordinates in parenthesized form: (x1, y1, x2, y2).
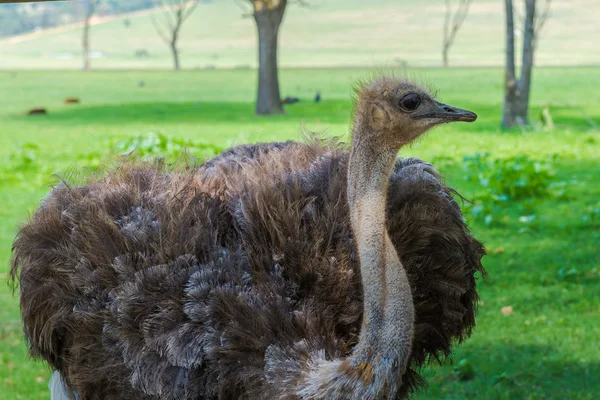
(27, 108, 47, 116)
(12, 76, 484, 399)
(314, 91, 321, 103)
(138, 80, 145, 88)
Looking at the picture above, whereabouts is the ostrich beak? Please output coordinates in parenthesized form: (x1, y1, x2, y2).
(433, 101, 478, 122)
(416, 101, 478, 123)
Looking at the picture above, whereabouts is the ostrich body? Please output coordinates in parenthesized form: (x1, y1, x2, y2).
(11, 77, 484, 399)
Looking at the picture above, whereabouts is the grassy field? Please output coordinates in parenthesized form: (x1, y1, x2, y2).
(1, 67, 599, 399)
(0, 0, 599, 69)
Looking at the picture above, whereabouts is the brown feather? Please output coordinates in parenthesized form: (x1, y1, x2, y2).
(11, 139, 485, 399)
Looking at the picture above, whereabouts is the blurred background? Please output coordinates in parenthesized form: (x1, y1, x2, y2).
(0, 0, 598, 68)
(0, 0, 598, 399)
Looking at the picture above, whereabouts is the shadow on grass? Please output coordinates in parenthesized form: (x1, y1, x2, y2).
(421, 343, 600, 399)
(9, 101, 511, 132)
(10, 101, 355, 126)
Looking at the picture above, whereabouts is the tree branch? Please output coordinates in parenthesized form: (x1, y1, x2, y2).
(181, 0, 200, 23)
(450, 0, 471, 43)
(513, 0, 524, 28)
(160, 1, 177, 32)
(534, 0, 551, 40)
(150, 13, 172, 44)
(443, 0, 451, 47)
(233, 0, 254, 17)
(444, 0, 472, 48)
(150, 0, 201, 69)
(442, 0, 471, 66)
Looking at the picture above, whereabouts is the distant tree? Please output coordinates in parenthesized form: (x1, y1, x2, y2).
(250, 0, 287, 115)
(82, 0, 101, 71)
(502, 0, 551, 128)
(236, 0, 295, 115)
(105, 0, 155, 13)
(3, 5, 30, 33)
(0, 1, 155, 38)
(0, 2, 64, 38)
(151, 0, 201, 71)
(441, 0, 472, 67)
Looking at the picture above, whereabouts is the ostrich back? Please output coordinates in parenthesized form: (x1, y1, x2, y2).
(11, 140, 485, 400)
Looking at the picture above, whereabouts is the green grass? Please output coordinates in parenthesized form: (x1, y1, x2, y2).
(0, 0, 599, 69)
(1, 67, 599, 399)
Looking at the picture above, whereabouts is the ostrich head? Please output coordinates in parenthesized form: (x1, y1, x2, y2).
(315, 75, 479, 399)
(352, 76, 477, 149)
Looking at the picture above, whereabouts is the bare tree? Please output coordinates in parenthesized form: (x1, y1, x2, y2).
(82, 0, 100, 71)
(151, 0, 200, 71)
(502, 0, 551, 128)
(442, 0, 472, 67)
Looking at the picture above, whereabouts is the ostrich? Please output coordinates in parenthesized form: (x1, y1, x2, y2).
(11, 76, 484, 399)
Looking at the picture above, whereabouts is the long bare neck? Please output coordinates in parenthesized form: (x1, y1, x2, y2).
(347, 138, 414, 364)
(295, 127, 415, 399)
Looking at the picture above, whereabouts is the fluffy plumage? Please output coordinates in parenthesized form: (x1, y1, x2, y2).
(11, 138, 484, 399)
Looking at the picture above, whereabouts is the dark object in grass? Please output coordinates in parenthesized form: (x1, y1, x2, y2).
(135, 49, 150, 58)
(454, 359, 476, 381)
(11, 76, 485, 399)
(64, 97, 80, 104)
(138, 81, 145, 87)
(281, 96, 300, 104)
(315, 91, 321, 102)
(27, 108, 47, 115)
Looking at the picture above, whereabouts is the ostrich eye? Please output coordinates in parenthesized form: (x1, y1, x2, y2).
(399, 94, 421, 111)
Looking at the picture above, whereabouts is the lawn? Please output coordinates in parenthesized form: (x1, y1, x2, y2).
(0, 67, 599, 399)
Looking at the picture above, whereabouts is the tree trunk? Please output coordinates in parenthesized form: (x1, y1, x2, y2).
(82, 15, 91, 70)
(502, 0, 519, 127)
(442, 43, 449, 67)
(253, 1, 286, 115)
(502, 0, 536, 128)
(519, 0, 536, 123)
(170, 41, 180, 71)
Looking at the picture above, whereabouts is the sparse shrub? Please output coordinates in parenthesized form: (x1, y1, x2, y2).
(76, 151, 104, 170)
(112, 132, 223, 164)
(7, 143, 40, 171)
(1, 143, 50, 188)
(462, 152, 556, 225)
(463, 152, 554, 200)
(2, 135, 224, 190)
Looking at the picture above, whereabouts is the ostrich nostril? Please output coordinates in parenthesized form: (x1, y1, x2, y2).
(442, 106, 456, 113)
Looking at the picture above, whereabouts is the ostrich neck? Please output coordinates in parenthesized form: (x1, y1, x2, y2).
(295, 130, 415, 399)
(346, 137, 415, 370)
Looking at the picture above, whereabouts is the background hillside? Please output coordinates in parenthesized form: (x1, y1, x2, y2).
(0, 0, 598, 69)
(0, 0, 155, 38)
